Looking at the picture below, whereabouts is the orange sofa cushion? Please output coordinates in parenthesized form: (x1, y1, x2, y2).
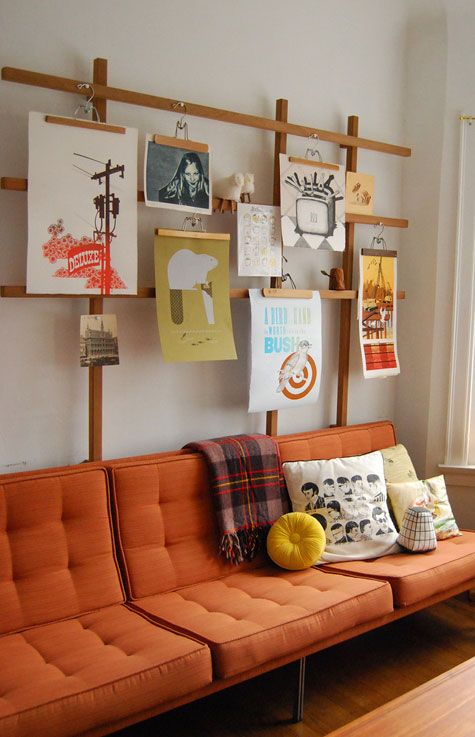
(276, 420, 397, 463)
(111, 455, 263, 599)
(110, 421, 397, 601)
(129, 566, 393, 678)
(0, 604, 211, 737)
(320, 532, 475, 606)
(0, 466, 124, 635)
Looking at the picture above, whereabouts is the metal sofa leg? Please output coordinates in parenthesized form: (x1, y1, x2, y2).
(292, 656, 306, 723)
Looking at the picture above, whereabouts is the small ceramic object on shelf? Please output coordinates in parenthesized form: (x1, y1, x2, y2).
(240, 172, 255, 203)
(213, 172, 245, 213)
(321, 267, 346, 290)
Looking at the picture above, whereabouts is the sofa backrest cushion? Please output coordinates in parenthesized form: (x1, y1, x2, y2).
(110, 453, 263, 598)
(276, 421, 396, 464)
(110, 422, 396, 599)
(0, 466, 125, 635)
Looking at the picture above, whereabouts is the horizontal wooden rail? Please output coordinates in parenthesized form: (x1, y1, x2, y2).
(0, 286, 406, 300)
(1, 67, 411, 158)
(0, 178, 409, 228)
(345, 213, 409, 228)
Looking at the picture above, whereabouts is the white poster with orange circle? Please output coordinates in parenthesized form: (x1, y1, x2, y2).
(248, 289, 322, 413)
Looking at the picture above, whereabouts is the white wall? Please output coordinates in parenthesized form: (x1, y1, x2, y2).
(395, 0, 448, 473)
(425, 1, 475, 527)
(0, 0, 409, 470)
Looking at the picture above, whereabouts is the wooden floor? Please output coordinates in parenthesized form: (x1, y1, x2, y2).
(117, 595, 474, 737)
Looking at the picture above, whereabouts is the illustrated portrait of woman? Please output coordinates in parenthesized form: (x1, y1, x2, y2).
(145, 138, 211, 214)
(159, 152, 210, 209)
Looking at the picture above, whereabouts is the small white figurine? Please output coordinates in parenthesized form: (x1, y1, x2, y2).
(213, 172, 245, 203)
(241, 172, 255, 203)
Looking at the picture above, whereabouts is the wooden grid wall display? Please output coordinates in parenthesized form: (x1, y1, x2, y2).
(0, 58, 411, 460)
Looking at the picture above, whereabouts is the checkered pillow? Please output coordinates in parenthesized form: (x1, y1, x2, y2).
(397, 506, 437, 552)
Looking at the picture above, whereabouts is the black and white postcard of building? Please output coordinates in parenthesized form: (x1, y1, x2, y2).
(80, 314, 119, 367)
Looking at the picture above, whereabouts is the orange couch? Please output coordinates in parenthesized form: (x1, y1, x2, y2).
(1, 421, 474, 737)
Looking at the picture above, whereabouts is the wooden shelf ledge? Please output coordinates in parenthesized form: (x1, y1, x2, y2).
(0, 180, 408, 229)
(1, 285, 406, 300)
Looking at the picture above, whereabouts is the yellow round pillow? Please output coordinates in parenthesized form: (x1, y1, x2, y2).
(267, 512, 326, 570)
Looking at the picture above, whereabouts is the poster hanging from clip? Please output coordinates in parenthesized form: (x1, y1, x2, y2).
(248, 289, 322, 413)
(358, 249, 400, 378)
(27, 112, 138, 295)
(154, 228, 236, 362)
(237, 203, 282, 277)
(144, 134, 211, 214)
(279, 153, 345, 251)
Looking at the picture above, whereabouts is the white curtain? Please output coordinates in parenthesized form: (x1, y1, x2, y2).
(446, 118, 475, 465)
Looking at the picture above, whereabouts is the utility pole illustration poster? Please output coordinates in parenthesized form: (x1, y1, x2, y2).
(358, 249, 400, 378)
(27, 112, 138, 295)
(154, 229, 237, 362)
(279, 153, 345, 251)
(248, 289, 322, 413)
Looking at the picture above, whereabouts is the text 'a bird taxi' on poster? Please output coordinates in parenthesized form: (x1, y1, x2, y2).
(248, 289, 322, 413)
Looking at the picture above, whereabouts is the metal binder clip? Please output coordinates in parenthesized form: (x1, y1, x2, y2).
(173, 101, 189, 140)
(74, 83, 101, 122)
(181, 214, 204, 231)
(370, 222, 387, 249)
(305, 133, 322, 162)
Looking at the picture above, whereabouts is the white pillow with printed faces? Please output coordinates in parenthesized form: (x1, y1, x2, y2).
(282, 450, 400, 563)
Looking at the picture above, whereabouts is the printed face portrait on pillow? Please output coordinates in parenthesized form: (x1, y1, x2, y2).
(300, 481, 319, 511)
(322, 478, 336, 499)
(345, 520, 363, 542)
(283, 450, 399, 563)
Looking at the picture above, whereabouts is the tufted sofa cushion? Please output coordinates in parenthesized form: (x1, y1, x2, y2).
(276, 420, 397, 464)
(0, 604, 212, 737)
(320, 532, 475, 607)
(110, 455, 264, 599)
(0, 467, 125, 634)
(110, 426, 398, 679)
(128, 566, 393, 679)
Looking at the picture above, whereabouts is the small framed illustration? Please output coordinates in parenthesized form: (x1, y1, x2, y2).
(237, 203, 282, 277)
(144, 134, 211, 214)
(346, 172, 375, 215)
(80, 314, 119, 367)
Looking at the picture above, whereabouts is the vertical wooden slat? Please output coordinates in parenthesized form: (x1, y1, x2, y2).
(266, 98, 288, 437)
(93, 58, 108, 123)
(88, 58, 108, 461)
(88, 296, 104, 461)
(336, 115, 359, 426)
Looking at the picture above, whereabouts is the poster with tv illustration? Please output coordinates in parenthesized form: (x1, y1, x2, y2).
(248, 289, 322, 413)
(279, 153, 345, 251)
(154, 229, 236, 362)
(358, 249, 400, 378)
(144, 134, 211, 214)
(27, 112, 138, 295)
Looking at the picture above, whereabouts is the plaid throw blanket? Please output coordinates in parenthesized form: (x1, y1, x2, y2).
(184, 434, 289, 564)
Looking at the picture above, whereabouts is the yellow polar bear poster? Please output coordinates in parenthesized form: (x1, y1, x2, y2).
(154, 229, 237, 362)
(248, 289, 322, 412)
